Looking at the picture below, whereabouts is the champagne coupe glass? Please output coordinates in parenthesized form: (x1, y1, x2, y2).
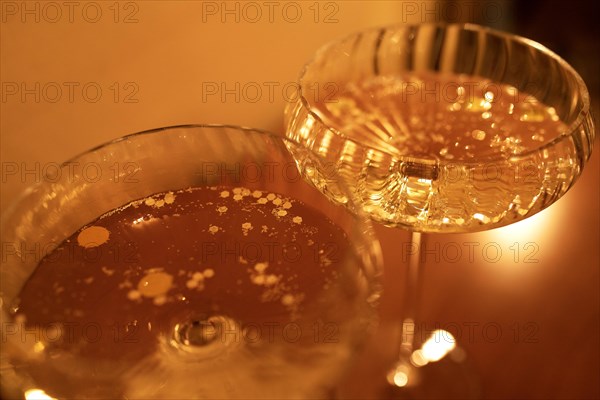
(0, 125, 382, 399)
(285, 23, 594, 397)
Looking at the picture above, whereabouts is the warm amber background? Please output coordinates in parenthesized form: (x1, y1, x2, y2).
(1, 1, 598, 399)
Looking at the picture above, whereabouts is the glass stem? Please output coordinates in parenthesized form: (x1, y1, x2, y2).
(398, 231, 426, 363)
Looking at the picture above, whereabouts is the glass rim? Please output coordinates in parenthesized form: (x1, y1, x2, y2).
(2, 123, 377, 235)
(62, 123, 284, 166)
(0, 124, 274, 221)
(295, 22, 593, 165)
(3, 124, 294, 209)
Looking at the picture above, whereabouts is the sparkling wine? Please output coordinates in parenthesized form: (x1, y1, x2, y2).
(8, 186, 369, 399)
(287, 72, 582, 232)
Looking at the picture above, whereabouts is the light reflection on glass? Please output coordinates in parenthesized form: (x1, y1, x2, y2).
(410, 349, 428, 367)
(488, 208, 550, 244)
(299, 114, 314, 142)
(421, 329, 456, 362)
(24, 389, 56, 400)
(33, 341, 45, 353)
(480, 204, 558, 271)
(132, 216, 159, 227)
(410, 329, 456, 368)
(387, 364, 410, 388)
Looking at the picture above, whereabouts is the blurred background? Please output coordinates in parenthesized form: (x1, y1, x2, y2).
(1, 0, 598, 399)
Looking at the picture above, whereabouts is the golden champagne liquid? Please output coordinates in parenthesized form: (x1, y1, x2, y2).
(9, 186, 369, 399)
(286, 72, 581, 232)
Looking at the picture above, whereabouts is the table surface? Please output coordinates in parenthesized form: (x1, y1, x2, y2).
(1, 2, 598, 399)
